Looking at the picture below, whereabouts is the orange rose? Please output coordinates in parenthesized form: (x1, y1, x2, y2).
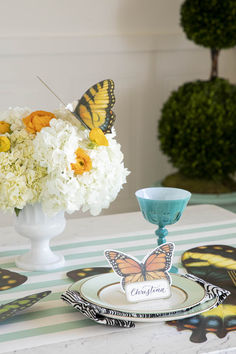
(0, 121, 10, 134)
(89, 128, 108, 146)
(71, 148, 92, 175)
(23, 111, 56, 134)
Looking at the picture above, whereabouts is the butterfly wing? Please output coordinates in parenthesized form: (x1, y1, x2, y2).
(73, 79, 115, 133)
(105, 250, 144, 290)
(0, 268, 27, 291)
(0, 291, 51, 323)
(144, 243, 174, 282)
(67, 267, 112, 282)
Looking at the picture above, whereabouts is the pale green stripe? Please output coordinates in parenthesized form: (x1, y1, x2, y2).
(176, 262, 184, 269)
(0, 319, 96, 343)
(1, 239, 235, 297)
(0, 233, 153, 257)
(0, 243, 160, 269)
(0, 253, 184, 303)
(0, 239, 219, 294)
(0, 243, 154, 275)
(1, 306, 75, 325)
(1, 221, 236, 258)
(21, 240, 236, 278)
(51, 221, 236, 248)
(1, 229, 235, 271)
(0, 278, 71, 294)
(0, 291, 61, 305)
(2, 238, 235, 304)
(173, 232, 236, 245)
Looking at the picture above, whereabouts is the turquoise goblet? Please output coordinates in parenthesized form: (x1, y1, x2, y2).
(135, 187, 191, 273)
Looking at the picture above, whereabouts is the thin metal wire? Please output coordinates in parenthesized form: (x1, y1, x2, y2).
(36, 76, 66, 106)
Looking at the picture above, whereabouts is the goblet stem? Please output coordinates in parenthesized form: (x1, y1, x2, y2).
(155, 226, 178, 273)
(155, 226, 168, 246)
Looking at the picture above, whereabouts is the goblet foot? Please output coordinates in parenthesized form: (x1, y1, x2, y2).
(169, 265, 178, 274)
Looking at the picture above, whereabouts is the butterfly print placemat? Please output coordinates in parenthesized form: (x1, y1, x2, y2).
(167, 244, 236, 342)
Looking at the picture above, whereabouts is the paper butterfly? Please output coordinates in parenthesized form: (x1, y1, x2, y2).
(105, 242, 174, 290)
(169, 244, 236, 343)
(0, 268, 27, 291)
(37, 77, 116, 134)
(71, 79, 115, 134)
(67, 267, 112, 282)
(0, 291, 51, 322)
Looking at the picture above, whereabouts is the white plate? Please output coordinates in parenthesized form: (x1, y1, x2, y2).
(103, 297, 217, 322)
(69, 274, 217, 322)
(71, 273, 206, 315)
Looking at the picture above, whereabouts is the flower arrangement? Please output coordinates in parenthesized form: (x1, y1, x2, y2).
(0, 105, 129, 216)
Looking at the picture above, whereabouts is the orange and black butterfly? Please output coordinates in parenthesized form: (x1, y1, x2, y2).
(105, 243, 174, 290)
(72, 79, 115, 134)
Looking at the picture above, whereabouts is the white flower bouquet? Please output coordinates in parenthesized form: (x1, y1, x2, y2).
(0, 106, 129, 216)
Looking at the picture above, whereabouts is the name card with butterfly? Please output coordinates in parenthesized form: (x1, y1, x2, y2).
(105, 242, 175, 303)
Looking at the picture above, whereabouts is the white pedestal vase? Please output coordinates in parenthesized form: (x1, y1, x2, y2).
(15, 203, 65, 271)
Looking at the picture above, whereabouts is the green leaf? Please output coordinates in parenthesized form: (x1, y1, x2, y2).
(14, 208, 21, 217)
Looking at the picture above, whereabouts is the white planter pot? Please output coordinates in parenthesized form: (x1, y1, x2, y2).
(14, 203, 65, 271)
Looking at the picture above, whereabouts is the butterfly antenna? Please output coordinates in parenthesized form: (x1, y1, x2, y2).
(36, 76, 66, 106)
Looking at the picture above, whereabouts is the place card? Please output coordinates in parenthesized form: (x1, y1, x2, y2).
(126, 279, 171, 302)
(104, 242, 174, 302)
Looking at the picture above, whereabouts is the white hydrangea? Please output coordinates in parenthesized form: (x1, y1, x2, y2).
(0, 105, 129, 216)
(0, 107, 30, 131)
(0, 109, 47, 211)
(34, 108, 129, 215)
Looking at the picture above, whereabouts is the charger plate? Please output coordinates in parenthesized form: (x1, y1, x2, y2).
(70, 273, 207, 315)
(104, 297, 217, 323)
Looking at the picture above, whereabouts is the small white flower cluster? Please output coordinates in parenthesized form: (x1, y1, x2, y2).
(0, 106, 129, 216)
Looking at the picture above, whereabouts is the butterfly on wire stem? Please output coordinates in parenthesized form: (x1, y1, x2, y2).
(37, 77, 116, 134)
(71, 79, 116, 134)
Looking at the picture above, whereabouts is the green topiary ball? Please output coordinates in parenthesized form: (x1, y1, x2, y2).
(180, 0, 236, 49)
(158, 78, 236, 180)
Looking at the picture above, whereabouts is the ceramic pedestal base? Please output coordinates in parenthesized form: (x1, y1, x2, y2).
(15, 251, 65, 271)
(15, 203, 66, 271)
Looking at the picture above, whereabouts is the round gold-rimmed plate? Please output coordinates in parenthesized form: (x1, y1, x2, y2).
(70, 273, 206, 315)
(103, 297, 217, 323)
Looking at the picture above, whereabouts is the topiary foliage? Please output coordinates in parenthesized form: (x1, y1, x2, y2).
(158, 78, 236, 180)
(181, 0, 236, 49)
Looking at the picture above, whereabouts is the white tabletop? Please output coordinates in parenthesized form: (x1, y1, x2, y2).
(1, 203, 236, 245)
(0, 204, 236, 354)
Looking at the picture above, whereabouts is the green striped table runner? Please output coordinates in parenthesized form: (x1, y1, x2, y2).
(0, 219, 236, 353)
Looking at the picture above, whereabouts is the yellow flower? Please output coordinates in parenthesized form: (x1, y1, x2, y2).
(71, 148, 92, 175)
(0, 136, 11, 152)
(89, 128, 108, 146)
(23, 110, 56, 134)
(0, 121, 10, 134)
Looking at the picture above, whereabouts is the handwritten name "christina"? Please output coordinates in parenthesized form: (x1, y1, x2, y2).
(125, 279, 171, 302)
(131, 285, 166, 297)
